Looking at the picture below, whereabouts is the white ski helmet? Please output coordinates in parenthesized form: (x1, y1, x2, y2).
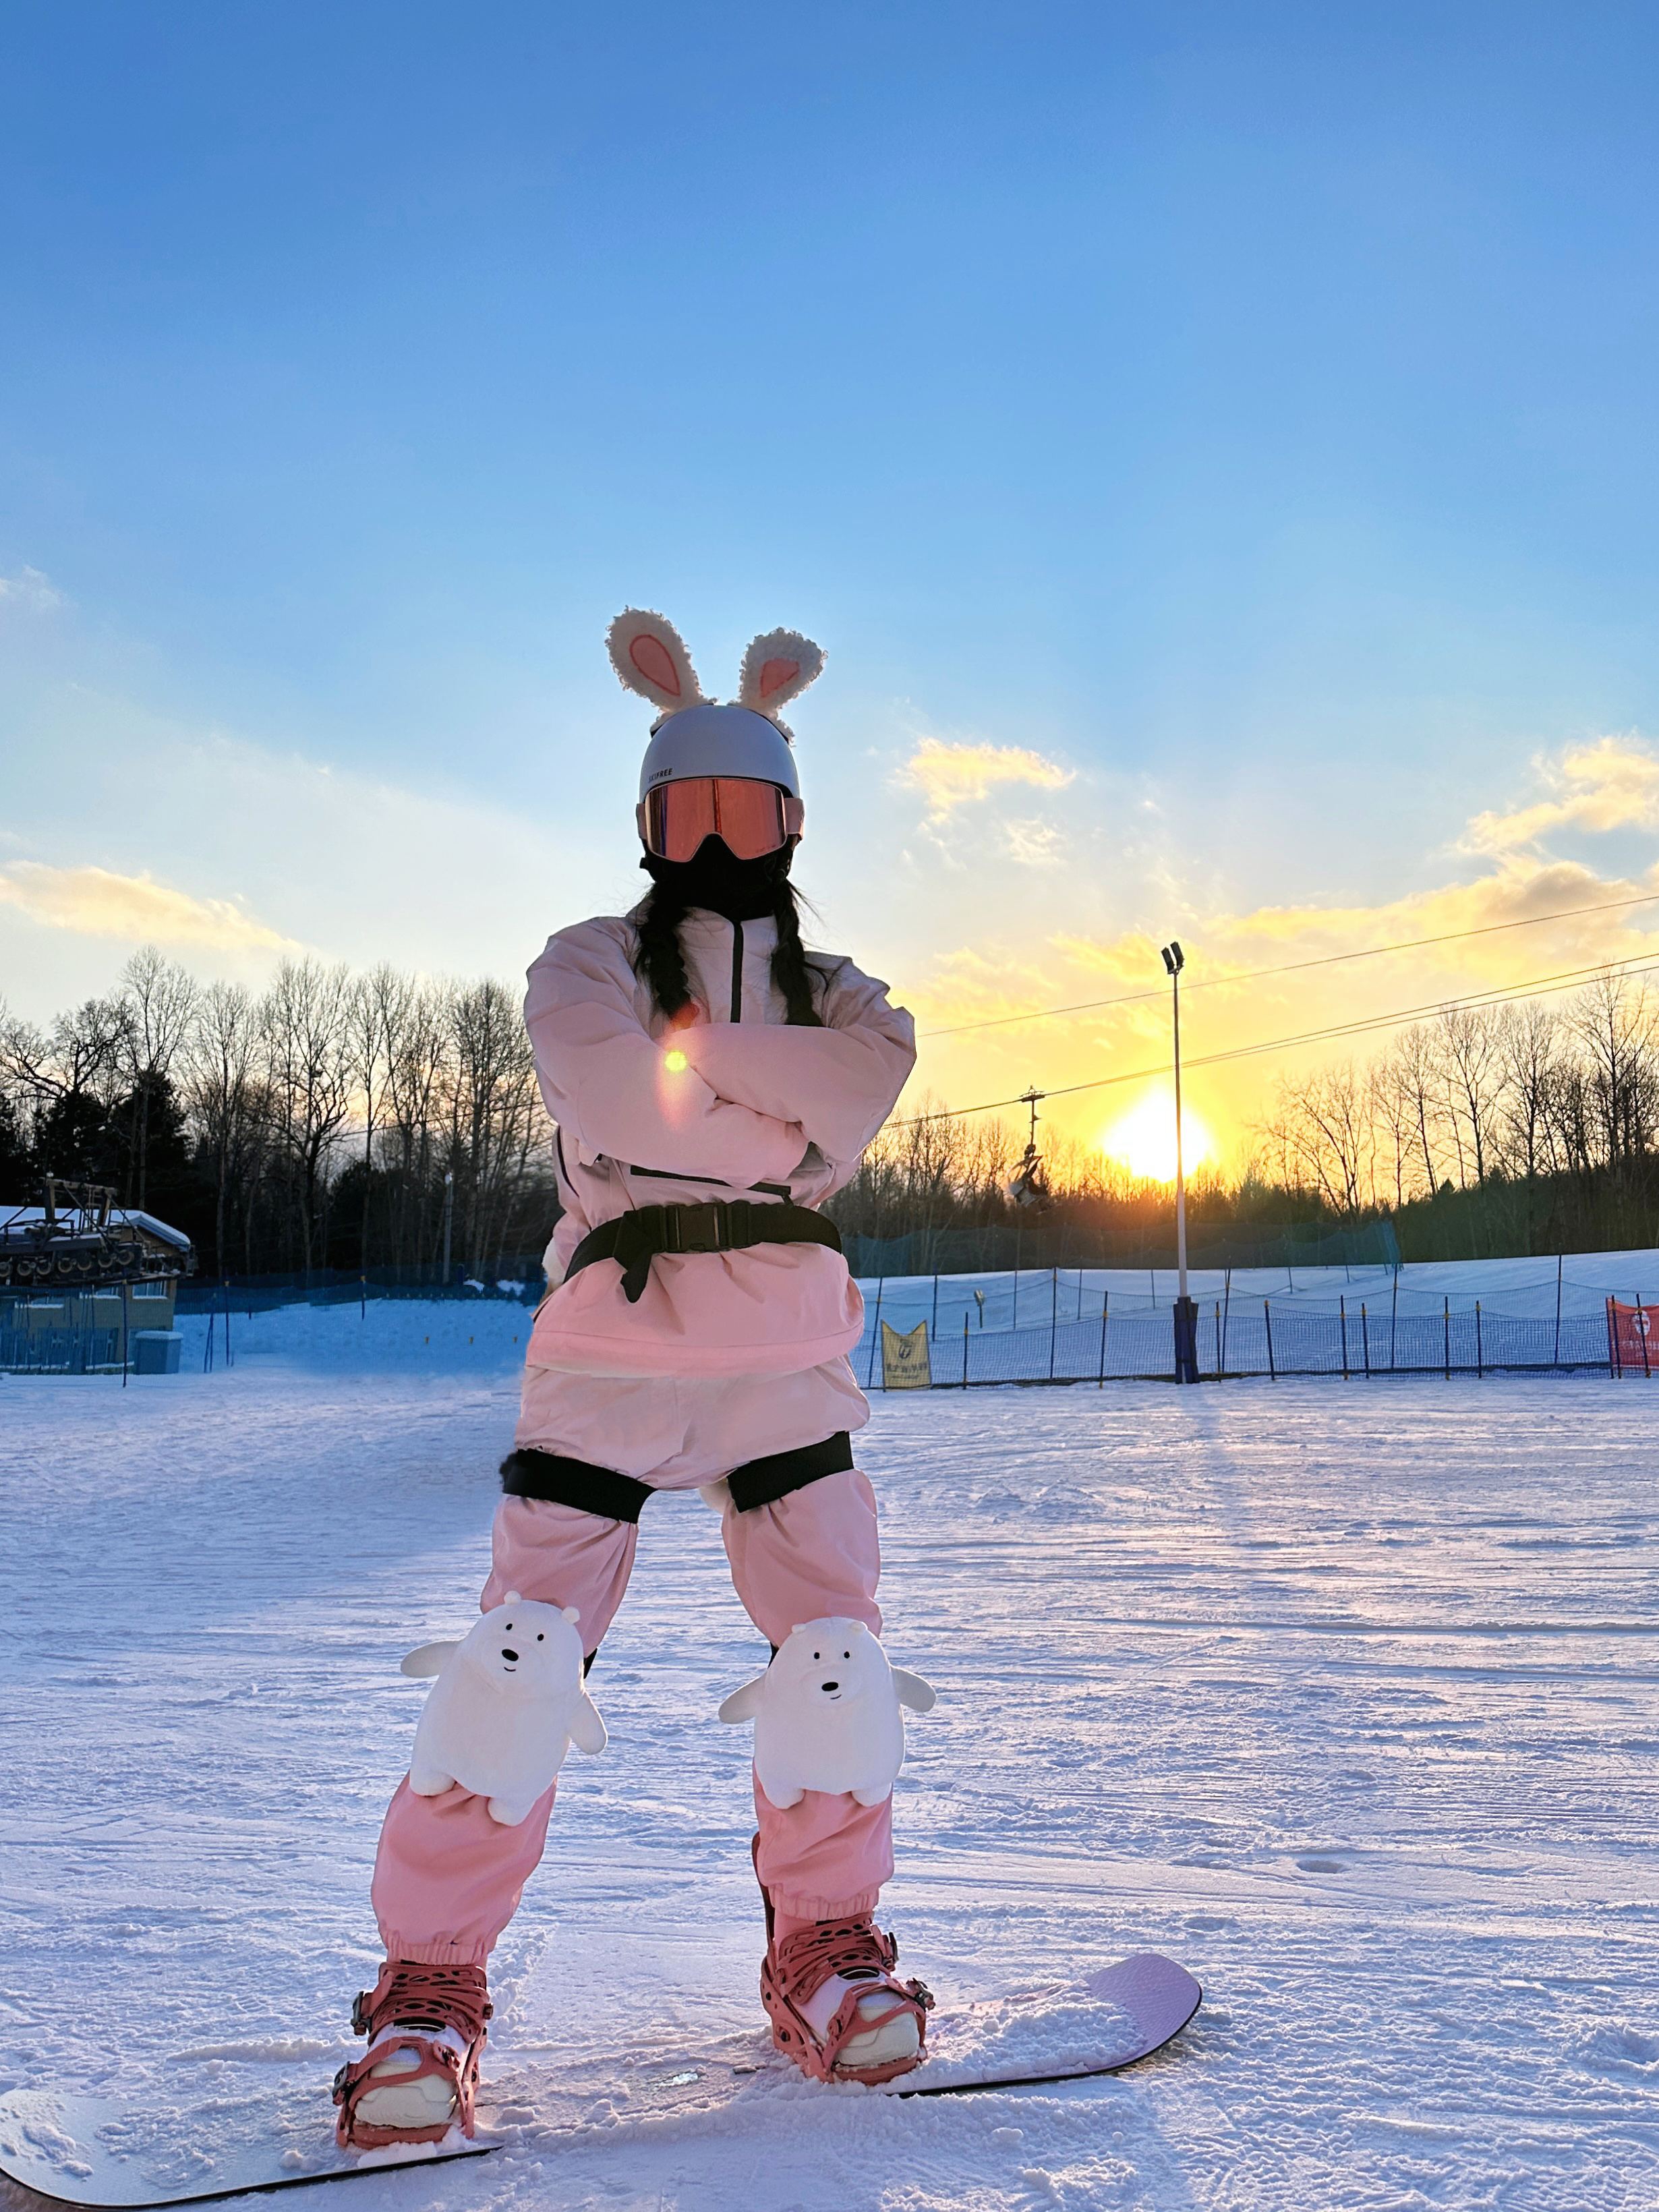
(607, 609, 825, 805)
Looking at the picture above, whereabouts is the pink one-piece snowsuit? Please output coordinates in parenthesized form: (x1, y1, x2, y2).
(370, 906, 916, 1966)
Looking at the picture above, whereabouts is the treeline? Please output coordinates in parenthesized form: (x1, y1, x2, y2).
(0, 948, 560, 1277)
(824, 1094, 1327, 1255)
(5, 951, 1654, 1278)
(825, 972, 1659, 1262)
(1258, 974, 1659, 1256)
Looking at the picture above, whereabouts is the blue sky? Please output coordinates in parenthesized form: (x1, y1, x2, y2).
(4, 1, 1658, 1157)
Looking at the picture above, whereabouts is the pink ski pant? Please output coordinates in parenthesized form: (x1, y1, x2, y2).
(371, 1467, 890, 1967)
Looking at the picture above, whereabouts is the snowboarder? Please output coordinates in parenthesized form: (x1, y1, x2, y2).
(334, 610, 930, 2149)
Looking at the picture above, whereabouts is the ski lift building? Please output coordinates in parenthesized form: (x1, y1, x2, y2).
(1, 1189, 195, 1370)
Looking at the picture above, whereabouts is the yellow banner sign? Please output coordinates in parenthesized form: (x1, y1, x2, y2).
(881, 1318, 932, 1389)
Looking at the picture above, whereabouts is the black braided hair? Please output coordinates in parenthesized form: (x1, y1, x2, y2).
(633, 846, 824, 1027)
(768, 875, 824, 1027)
(633, 872, 696, 1022)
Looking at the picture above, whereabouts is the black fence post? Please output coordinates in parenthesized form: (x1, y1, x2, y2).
(1443, 1295, 1451, 1380)
(1476, 1300, 1484, 1379)
(1264, 1298, 1275, 1380)
(1049, 1267, 1057, 1380)
(1607, 1297, 1619, 1378)
(1173, 1296, 1199, 1384)
(1097, 1291, 1109, 1387)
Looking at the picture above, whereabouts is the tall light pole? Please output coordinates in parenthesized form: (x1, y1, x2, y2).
(1160, 941, 1198, 1383)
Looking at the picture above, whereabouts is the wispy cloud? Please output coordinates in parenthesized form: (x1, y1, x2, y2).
(1049, 929, 1163, 984)
(906, 944, 1064, 1031)
(0, 566, 64, 612)
(1003, 819, 1068, 867)
(0, 863, 299, 950)
(1051, 858, 1659, 996)
(901, 736, 1074, 819)
(1461, 734, 1659, 854)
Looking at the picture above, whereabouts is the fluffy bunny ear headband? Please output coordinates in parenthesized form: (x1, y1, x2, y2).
(606, 610, 825, 738)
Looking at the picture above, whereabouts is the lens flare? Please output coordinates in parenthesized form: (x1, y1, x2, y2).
(1099, 1088, 1213, 1183)
(664, 1049, 689, 1073)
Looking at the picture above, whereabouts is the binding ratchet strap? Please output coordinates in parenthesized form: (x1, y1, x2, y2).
(333, 1960, 493, 2151)
(564, 1199, 842, 1306)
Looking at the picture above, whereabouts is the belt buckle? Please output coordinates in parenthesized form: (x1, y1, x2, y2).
(674, 1203, 722, 1254)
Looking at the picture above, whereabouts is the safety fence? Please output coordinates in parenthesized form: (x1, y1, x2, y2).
(858, 1291, 1654, 1386)
(0, 1324, 123, 1374)
(175, 1262, 547, 1316)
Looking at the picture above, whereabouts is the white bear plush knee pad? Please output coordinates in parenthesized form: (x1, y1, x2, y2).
(402, 1592, 606, 1826)
(718, 1617, 935, 1809)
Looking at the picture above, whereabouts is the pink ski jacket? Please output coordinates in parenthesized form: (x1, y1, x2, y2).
(523, 908, 915, 1379)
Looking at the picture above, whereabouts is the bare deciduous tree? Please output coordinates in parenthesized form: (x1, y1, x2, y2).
(118, 947, 199, 1211)
(258, 959, 353, 1269)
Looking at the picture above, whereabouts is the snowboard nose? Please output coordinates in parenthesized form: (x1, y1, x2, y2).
(501, 1647, 519, 1663)
(821, 1679, 839, 1693)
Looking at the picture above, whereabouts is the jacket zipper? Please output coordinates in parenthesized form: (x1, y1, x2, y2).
(730, 920, 745, 1022)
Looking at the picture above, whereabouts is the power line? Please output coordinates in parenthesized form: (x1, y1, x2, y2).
(918, 888, 1659, 1041)
(893, 953, 1659, 1128)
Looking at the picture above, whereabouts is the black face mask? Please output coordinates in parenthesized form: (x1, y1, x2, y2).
(639, 836, 795, 923)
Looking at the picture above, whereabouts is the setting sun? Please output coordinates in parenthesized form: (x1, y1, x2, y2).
(1098, 1088, 1214, 1184)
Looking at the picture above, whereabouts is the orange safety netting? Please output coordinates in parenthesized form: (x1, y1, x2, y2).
(1608, 1300, 1658, 1376)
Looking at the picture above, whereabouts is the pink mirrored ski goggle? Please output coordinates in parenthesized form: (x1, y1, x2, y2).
(637, 777, 805, 864)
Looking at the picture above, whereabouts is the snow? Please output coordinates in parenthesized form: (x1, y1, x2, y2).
(4, 1312, 1659, 2209)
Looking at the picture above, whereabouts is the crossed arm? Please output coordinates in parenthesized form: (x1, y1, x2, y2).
(525, 925, 916, 1185)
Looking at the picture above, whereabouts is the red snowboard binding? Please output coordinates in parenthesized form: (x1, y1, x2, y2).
(332, 1960, 492, 2149)
(753, 1839, 933, 2085)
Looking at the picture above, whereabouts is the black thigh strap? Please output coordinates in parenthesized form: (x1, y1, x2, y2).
(498, 1433, 855, 1521)
(727, 1431, 855, 1513)
(500, 1449, 653, 1523)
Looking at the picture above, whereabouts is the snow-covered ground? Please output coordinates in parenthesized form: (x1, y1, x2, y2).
(4, 1331, 1659, 2209)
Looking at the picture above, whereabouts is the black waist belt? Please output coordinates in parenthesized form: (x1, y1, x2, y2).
(564, 1200, 842, 1306)
(500, 1431, 855, 1520)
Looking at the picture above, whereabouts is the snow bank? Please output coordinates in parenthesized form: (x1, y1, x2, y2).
(852, 1244, 1659, 1339)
